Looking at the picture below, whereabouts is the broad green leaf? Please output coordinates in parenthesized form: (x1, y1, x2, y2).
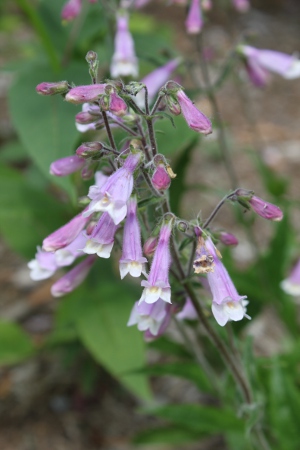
(0, 321, 35, 365)
(135, 361, 212, 392)
(148, 336, 193, 359)
(133, 426, 199, 445)
(145, 404, 244, 435)
(155, 115, 198, 158)
(0, 140, 27, 163)
(8, 61, 89, 197)
(55, 268, 151, 400)
(0, 164, 70, 258)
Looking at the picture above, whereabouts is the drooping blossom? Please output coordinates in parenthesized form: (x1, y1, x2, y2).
(248, 196, 283, 221)
(119, 196, 147, 279)
(128, 299, 172, 340)
(139, 215, 174, 305)
(50, 155, 86, 177)
(280, 259, 300, 296)
(193, 234, 249, 326)
(83, 212, 118, 258)
(111, 13, 138, 78)
(61, 0, 82, 22)
(232, 0, 249, 12)
(65, 84, 106, 104)
(83, 151, 143, 225)
(185, 0, 203, 35)
(238, 45, 300, 87)
(43, 209, 90, 252)
(51, 255, 96, 297)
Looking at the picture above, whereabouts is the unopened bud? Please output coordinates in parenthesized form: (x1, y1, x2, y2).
(76, 142, 104, 158)
(151, 164, 171, 191)
(177, 221, 189, 233)
(219, 232, 238, 246)
(166, 95, 181, 115)
(109, 92, 127, 116)
(50, 155, 85, 176)
(36, 81, 69, 96)
(75, 111, 101, 124)
(86, 51, 97, 64)
(65, 84, 106, 104)
(249, 196, 283, 221)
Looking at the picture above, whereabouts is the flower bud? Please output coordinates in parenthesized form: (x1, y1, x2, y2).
(75, 111, 101, 124)
(99, 94, 110, 111)
(166, 94, 181, 115)
(249, 196, 283, 221)
(50, 155, 85, 177)
(65, 84, 106, 104)
(76, 141, 104, 158)
(143, 236, 158, 257)
(109, 92, 128, 116)
(36, 81, 69, 96)
(151, 164, 171, 191)
(219, 232, 238, 246)
(86, 50, 97, 64)
(61, 0, 82, 22)
(177, 221, 189, 233)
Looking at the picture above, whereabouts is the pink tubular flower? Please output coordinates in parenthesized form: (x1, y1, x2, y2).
(175, 89, 212, 135)
(151, 164, 171, 191)
(281, 259, 300, 296)
(204, 237, 250, 326)
(185, 0, 203, 35)
(111, 13, 138, 78)
(65, 84, 106, 104)
(61, 0, 82, 22)
(128, 299, 172, 339)
(139, 216, 174, 305)
(109, 91, 127, 116)
(83, 212, 118, 258)
(36, 81, 69, 96)
(232, 0, 249, 12)
(51, 255, 96, 297)
(119, 197, 148, 279)
(75, 103, 101, 133)
(43, 209, 90, 252)
(239, 45, 300, 87)
(50, 155, 85, 177)
(83, 151, 143, 225)
(248, 195, 283, 221)
(219, 232, 238, 246)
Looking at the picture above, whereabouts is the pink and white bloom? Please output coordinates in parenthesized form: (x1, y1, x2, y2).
(119, 197, 147, 279)
(175, 88, 212, 135)
(50, 155, 85, 177)
(111, 13, 138, 78)
(61, 0, 82, 22)
(239, 45, 300, 87)
(83, 152, 142, 224)
(128, 299, 172, 339)
(139, 217, 173, 305)
(83, 212, 118, 258)
(204, 237, 250, 326)
(43, 209, 90, 252)
(51, 255, 96, 297)
(232, 0, 249, 12)
(65, 84, 106, 104)
(281, 259, 300, 296)
(185, 0, 203, 35)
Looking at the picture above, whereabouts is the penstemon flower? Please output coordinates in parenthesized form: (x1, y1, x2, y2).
(185, 0, 203, 35)
(139, 215, 174, 305)
(280, 259, 300, 296)
(83, 212, 118, 259)
(65, 84, 106, 104)
(50, 155, 86, 177)
(119, 196, 148, 279)
(128, 299, 172, 340)
(110, 13, 138, 78)
(83, 151, 143, 224)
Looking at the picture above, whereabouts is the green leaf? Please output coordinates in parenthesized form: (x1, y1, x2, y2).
(0, 140, 27, 163)
(0, 321, 35, 365)
(0, 164, 70, 258)
(8, 61, 89, 197)
(155, 115, 198, 158)
(148, 336, 193, 359)
(145, 404, 244, 435)
(136, 361, 212, 392)
(55, 268, 151, 400)
(133, 426, 199, 445)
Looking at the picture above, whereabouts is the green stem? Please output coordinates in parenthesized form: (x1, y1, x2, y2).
(16, 0, 60, 73)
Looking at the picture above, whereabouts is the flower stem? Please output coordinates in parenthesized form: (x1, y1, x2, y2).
(202, 191, 237, 229)
(102, 110, 117, 153)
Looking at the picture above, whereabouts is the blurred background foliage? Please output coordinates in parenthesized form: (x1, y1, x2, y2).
(0, 0, 300, 449)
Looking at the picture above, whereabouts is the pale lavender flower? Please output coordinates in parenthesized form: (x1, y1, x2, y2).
(65, 84, 106, 104)
(36, 81, 69, 96)
(83, 152, 142, 225)
(43, 209, 90, 252)
(119, 197, 147, 279)
(28, 248, 57, 280)
(50, 155, 85, 177)
(61, 0, 82, 22)
(139, 217, 173, 305)
(175, 88, 212, 135)
(176, 298, 198, 320)
(54, 232, 87, 266)
(83, 212, 118, 258)
(185, 0, 203, 35)
(248, 195, 283, 221)
(151, 164, 171, 191)
(239, 45, 300, 87)
(232, 0, 249, 12)
(204, 237, 250, 326)
(111, 13, 138, 78)
(51, 255, 96, 297)
(281, 259, 300, 296)
(128, 299, 171, 339)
